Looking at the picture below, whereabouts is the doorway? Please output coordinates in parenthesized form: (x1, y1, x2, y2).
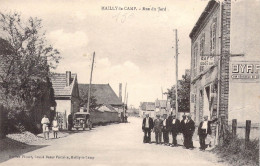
(203, 86, 211, 117)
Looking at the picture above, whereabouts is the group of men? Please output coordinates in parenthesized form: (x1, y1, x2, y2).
(142, 113, 217, 150)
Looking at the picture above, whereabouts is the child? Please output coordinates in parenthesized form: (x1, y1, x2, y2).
(52, 117, 59, 139)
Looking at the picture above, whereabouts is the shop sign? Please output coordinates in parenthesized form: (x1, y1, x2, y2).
(230, 61, 260, 83)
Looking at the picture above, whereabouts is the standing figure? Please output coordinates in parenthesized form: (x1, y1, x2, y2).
(153, 114, 163, 144)
(169, 114, 180, 146)
(41, 115, 50, 140)
(142, 113, 154, 143)
(198, 115, 218, 150)
(183, 114, 195, 149)
(162, 114, 169, 145)
(52, 117, 59, 139)
(180, 115, 186, 144)
(68, 114, 73, 131)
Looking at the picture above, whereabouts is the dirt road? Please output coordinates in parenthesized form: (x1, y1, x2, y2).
(0, 117, 228, 166)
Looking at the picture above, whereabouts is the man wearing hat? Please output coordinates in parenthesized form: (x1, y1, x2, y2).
(153, 114, 163, 144)
(142, 113, 154, 143)
(169, 114, 180, 146)
(198, 115, 218, 150)
(183, 114, 195, 149)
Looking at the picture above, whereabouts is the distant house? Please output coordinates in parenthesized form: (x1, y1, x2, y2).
(155, 99, 171, 116)
(51, 71, 80, 129)
(139, 102, 156, 118)
(78, 84, 124, 117)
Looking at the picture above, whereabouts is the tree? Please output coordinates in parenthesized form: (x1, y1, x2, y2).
(0, 12, 60, 133)
(166, 73, 191, 112)
(79, 88, 97, 110)
(0, 12, 60, 111)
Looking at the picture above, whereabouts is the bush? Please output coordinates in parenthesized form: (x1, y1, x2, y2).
(212, 130, 259, 166)
(7, 110, 41, 134)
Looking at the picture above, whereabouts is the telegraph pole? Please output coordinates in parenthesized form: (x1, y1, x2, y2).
(175, 29, 179, 117)
(123, 83, 127, 122)
(87, 52, 95, 114)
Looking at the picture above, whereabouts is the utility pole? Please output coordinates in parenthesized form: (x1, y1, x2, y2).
(175, 29, 179, 117)
(123, 83, 127, 122)
(87, 52, 95, 114)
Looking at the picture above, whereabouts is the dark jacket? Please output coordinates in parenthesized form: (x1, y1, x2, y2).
(142, 117, 154, 130)
(198, 118, 218, 135)
(180, 119, 186, 133)
(183, 119, 195, 136)
(162, 118, 170, 132)
(168, 117, 180, 134)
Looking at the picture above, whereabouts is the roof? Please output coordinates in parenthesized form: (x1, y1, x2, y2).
(189, 0, 219, 39)
(78, 84, 123, 106)
(51, 73, 77, 97)
(96, 104, 117, 113)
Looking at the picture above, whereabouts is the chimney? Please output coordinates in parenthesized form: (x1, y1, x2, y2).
(66, 71, 71, 86)
(119, 83, 122, 102)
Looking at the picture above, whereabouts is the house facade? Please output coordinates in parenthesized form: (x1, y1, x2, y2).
(189, 0, 260, 133)
(139, 102, 156, 118)
(51, 71, 80, 129)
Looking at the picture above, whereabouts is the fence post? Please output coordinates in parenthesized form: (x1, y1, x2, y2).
(232, 119, 237, 138)
(245, 120, 251, 147)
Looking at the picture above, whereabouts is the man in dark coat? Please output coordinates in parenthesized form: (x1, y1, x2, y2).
(183, 114, 195, 149)
(162, 114, 170, 145)
(179, 114, 186, 134)
(198, 115, 218, 150)
(142, 113, 154, 143)
(168, 114, 180, 146)
(68, 114, 73, 131)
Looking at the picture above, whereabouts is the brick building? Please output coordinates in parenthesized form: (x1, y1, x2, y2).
(189, 0, 260, 132)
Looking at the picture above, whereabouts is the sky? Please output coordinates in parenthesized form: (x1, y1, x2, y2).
(0, 0, 209, 107)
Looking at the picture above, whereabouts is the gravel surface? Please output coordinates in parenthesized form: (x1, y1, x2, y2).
(6, 131, 43, 144)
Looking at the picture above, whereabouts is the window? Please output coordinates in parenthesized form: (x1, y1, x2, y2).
(200, 33, 205, 72)
(193, 44, 198, 77)
(210, 18, 217, 55)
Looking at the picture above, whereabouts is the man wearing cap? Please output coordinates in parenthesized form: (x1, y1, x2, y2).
(169, 114, 180, 146)
(153, 114, 163, 144)
(142, 113, 154, 143)
(183, 114, 195, 149)
(198, 115, 218, 150)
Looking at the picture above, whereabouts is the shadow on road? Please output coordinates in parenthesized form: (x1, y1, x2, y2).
(0, 137, 48, 164)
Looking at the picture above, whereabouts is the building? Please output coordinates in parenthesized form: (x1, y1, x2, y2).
(189, 0, 260, 132)
(78, 84, 124, 119)
(51, 71, 80, 129)
(139, 102, 156, 118)
(155, 99, 171, 116)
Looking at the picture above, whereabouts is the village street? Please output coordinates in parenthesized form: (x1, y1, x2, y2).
(1, 117, 229, 166)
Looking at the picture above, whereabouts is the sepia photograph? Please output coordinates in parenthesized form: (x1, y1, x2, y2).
(0, 0, 259, 165)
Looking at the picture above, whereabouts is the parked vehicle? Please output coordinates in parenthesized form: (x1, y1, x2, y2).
(73, 112, 92, 130)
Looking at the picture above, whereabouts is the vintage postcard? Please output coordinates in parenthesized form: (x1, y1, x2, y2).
(0, 0, 259, 166)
